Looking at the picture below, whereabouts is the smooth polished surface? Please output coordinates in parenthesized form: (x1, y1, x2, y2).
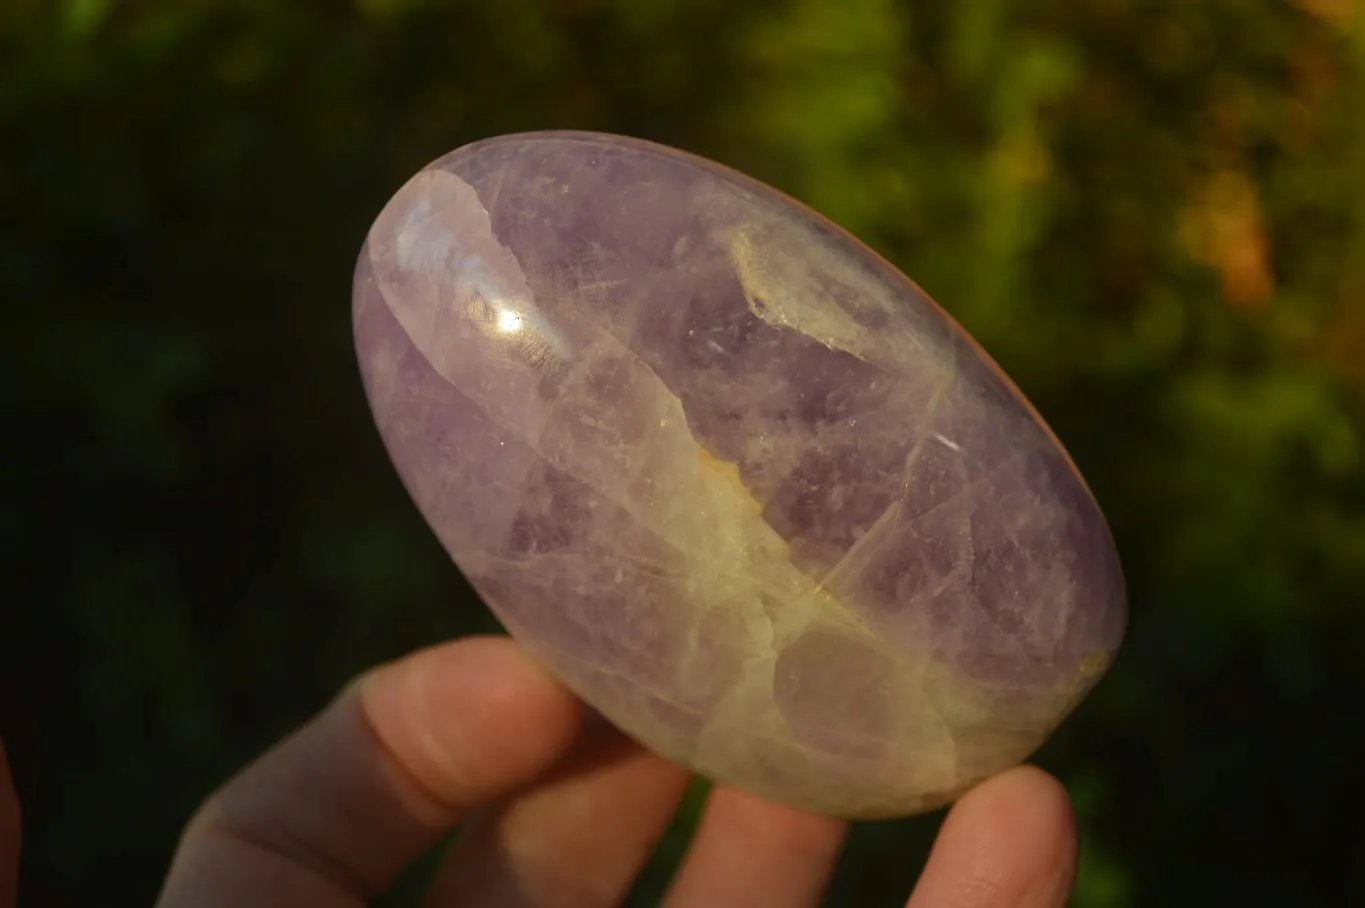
(353, 131, 1126, 817)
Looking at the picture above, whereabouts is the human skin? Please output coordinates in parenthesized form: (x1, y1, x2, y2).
(0, 742, 17, 908)
(0, 637, 1079, 907)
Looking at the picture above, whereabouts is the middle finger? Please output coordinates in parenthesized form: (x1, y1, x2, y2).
(661, 786, 848, 908)
(425, 721, 690, 908)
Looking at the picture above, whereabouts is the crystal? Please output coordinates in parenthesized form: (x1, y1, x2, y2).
(353, 132, 1126, 818)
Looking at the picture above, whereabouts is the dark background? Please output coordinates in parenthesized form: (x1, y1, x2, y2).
(3, 1, 1364, 905)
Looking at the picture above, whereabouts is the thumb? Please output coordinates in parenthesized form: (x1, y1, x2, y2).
(0, 740, 19, 908)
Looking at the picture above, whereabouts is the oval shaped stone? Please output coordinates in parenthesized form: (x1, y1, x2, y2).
(353, 131, 1127, 818)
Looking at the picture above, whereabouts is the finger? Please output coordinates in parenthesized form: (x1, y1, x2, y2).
(906, 765, 1078, 908)
(425, 719, 690, 908)
(0, 740, 20, 908)
(662, 786, 848, 908)
(157, 636, 582, 908)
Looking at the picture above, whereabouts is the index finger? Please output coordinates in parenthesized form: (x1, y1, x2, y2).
(156, 636, 582, 908)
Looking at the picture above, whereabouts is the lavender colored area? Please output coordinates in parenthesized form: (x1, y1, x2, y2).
(353, 131, 1127, 817)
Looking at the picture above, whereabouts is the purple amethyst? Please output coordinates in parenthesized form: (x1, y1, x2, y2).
(353, 131, 1126, 818)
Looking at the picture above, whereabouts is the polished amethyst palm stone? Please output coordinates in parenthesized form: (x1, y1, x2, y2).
(353, 131, 1126, 818)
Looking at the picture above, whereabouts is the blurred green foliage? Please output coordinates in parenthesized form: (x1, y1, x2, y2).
(3, 0, 1364, 905)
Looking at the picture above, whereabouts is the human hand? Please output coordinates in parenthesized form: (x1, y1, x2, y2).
(0, 637, 1079, 907)
(0, 741, 18, 908)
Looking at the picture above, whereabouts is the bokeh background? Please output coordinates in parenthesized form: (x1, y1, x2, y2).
(3, 0, 1364, 905)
